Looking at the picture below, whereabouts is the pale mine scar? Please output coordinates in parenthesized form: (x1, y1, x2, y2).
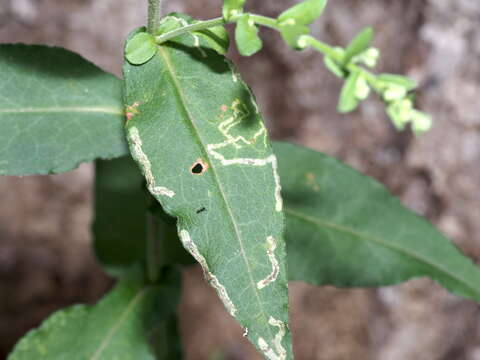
(258, 316, 287, 360)
(128, 127, 175, 198)
(207, 99, 283, 212)
(257, 236, 280, 289)
(179, 229, 237, 316)
(224, 59, 239, 83)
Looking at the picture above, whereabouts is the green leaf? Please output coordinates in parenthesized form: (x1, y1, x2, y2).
(124, 14, 292, 360)
(343, 27, 374, 64)
(93, 156, 194, 276)
(235, 14, 263, 56)
(324, 56, 346, 78)
(338, 70, 361, 113)
(278, 0, 327, 26)
(377, 73, 417, 91)
(8, 268, 182, 360)
(223, 0, 246, 21)
(125, 32, 157, 65)
(274, 142, 480, 302)
(93, 156, 148, 276)
(386, 99, 413, 130)
(0, 44, 127, 176)
(194, 25, 230, 55)
(278, 23, 310, 49)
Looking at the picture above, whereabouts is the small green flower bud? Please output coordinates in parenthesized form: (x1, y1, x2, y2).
(411, 110, 432, 135)
(296, 35, 310, 49)
(355, 76, 370, 100)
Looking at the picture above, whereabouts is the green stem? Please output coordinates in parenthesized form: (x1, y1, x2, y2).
(152, 12, 381, 93)
(249, 14, 279, 30)
(146, 213, 161, 283)
(298, 35, 382, 90)
(148, 0, 162, 34)
(297, 35, 343, 62)
(156, 17, 226, 44)
(154, 13, 279, 45)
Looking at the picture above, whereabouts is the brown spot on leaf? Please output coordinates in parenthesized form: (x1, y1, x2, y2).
(305, 172, 320, 192)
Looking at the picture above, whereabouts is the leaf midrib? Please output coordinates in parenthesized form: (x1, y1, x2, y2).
(285, 206, 480, 297)
(90, 286, 149, 360)
(0, 106, 123, 115)
(157, 44, 273, 337)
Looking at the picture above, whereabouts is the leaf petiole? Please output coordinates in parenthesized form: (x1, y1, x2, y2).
(297, 35, 343, 63)
(155, 17, 226, 44)
(248, 14, 279, 30)
(155, 14, 279, 45)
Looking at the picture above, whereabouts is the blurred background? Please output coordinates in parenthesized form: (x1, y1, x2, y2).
(0, 0, 479, 359)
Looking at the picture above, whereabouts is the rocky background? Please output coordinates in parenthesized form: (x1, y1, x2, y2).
(1, 0, 479, 359)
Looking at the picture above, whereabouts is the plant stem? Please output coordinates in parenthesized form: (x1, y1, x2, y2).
(298, 35, 343, 62)
(148, 0, 162, 34)
(146, 213, 161, 283)
(155, 14, 282, 45)
(249, 14, 279, 30)
(155, 17, 226, 44)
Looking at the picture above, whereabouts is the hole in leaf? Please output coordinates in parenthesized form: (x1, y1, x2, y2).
(196, 207, 206, 214)
(191, 163, 203, 174)
(190, 159, 209, 175)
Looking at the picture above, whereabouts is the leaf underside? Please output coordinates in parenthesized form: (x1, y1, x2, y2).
(0, 44, 127, 176)
(123, 14, 292, 360)
(275, 142, 480, 302)
(8, 269, 181, 360)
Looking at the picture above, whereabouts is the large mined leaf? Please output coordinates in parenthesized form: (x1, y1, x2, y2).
(93, 156, 148, 276)
(8, 268, 182, 360)
(0, 44, 127, 175)
(124, 14, 292, 360)
(274, 142, 480, 302)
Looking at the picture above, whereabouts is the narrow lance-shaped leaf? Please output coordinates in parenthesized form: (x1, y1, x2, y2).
(124, 14, 292, 360)
(274, 142, 480, 302)
(343, 27, 374, 65)
(235, 14, 263, 56)
(338, 70, 361, 113)
(8, 268, 182, 360)
(0, 44, 127, 175)
(377, 74, 417, 91)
